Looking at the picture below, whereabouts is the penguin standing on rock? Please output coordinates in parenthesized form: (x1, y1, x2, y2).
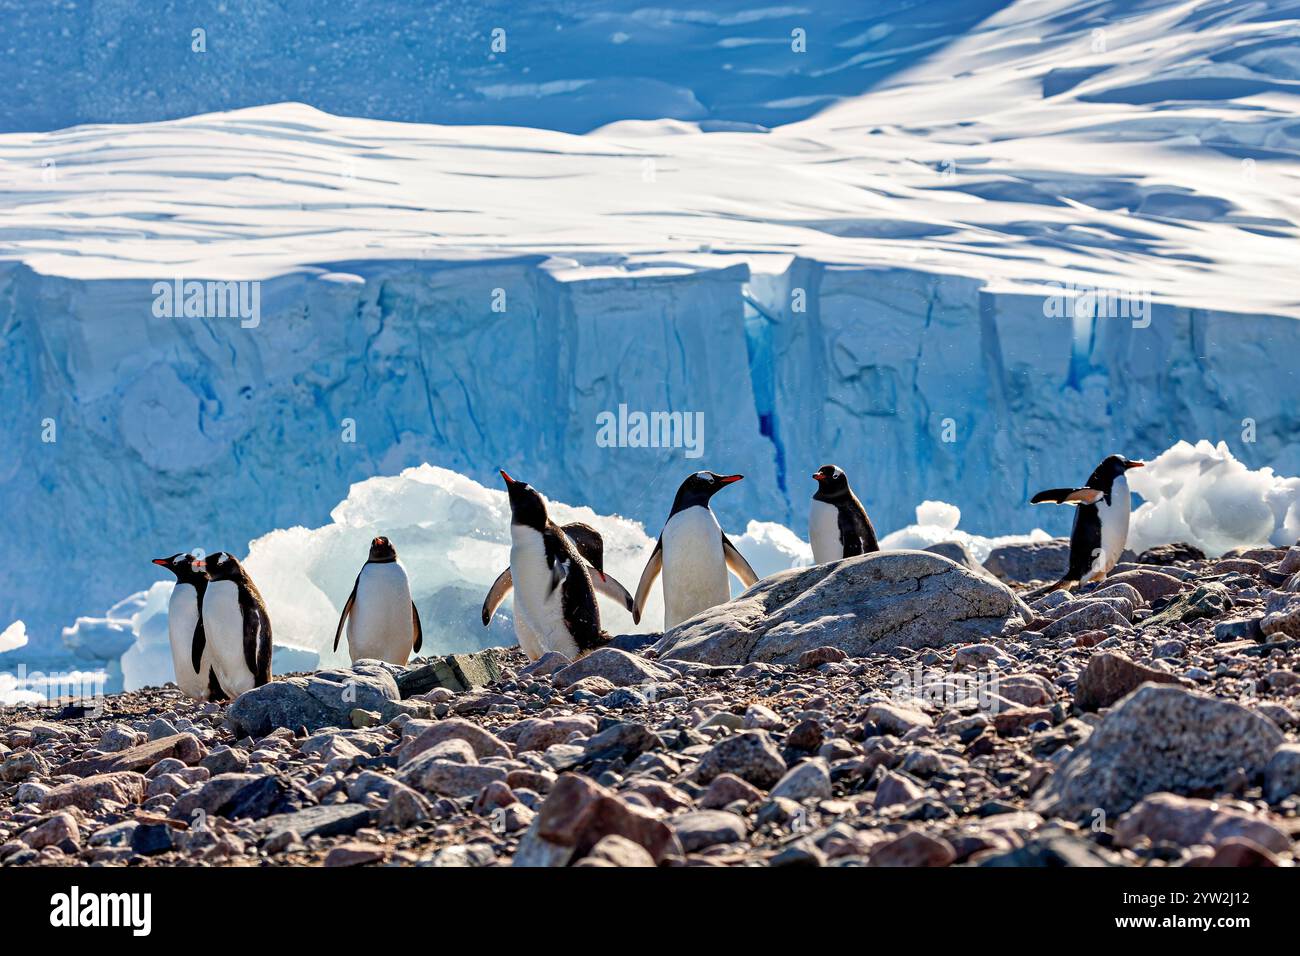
(481, 521, 634, 628)
(809, 465, 879, 564)
(495, 471, 609, 661)
(1030, 454, 1145, 593)
(198, 552, 272, 697)
(151, 552, 215, 701)
(634, 471, 759, 629)
(334, 536, 423, 665)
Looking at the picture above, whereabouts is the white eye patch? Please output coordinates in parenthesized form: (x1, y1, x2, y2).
(219, 554, 229, 564)
(172, 555, 185, 564)
(694, 471, 712, 481)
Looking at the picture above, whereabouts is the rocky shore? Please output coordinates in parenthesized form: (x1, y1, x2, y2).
(3, 543, 1300, 868)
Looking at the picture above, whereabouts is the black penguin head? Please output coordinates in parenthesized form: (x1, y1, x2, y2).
(368, 536, 398, 563)
(200, 551, 245, 582)
(500, 470, 548, 531)
(1089, 454, 1145, 489)
(812, 464, 851, 498)
(562, 523, 605, 577)
(670, 471, 743, 515)
(152, 552, 206, 585)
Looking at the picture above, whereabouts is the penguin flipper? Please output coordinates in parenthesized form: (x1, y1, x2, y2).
(255, 607, 273, 687)
(190, 615, 206, 676)
(722, 533, 759, 588)
(334, 574, 360, 653)
(240, 587, 272, 688)
(632, 538, 663, 626)
(412, 601, 423, 654)
(482, 568, 513, 626)
(1031, 487, 1104, 506)
(592, 571, 635, 614)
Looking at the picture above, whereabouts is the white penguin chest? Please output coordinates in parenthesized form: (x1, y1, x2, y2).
(510, 526, 576, 654)
(1095, 476, 1132, 572)
(809, 499, 843, 564)
(348, 561, 414, 663)
(167, 583, 205, 697)
(661, 507, 729, 628)
(202, 579, 255, 694)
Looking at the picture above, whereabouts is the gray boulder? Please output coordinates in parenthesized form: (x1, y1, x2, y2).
(653, 550, 1031, 666)
(1033, 684, 1283, 819)
(227, 661, 418, 737)
(551, 647, 676, 689)
(983, 539, 1071, 583)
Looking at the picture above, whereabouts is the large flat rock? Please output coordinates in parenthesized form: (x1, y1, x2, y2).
(652, 550, 1032, 666)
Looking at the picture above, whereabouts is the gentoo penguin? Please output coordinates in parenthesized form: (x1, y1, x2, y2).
(198, 551, 272, 697)
(1030, 454, 1145, 592)
(496, 471, 608, 660)
(809, 464, 880, 564)
(633, 471, 759, 629)
(151, 552, 215, 700)
(481, 521, 635, 627)
(334, 536, 423, 665)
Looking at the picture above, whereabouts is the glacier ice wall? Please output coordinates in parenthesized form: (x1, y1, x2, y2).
(4, 254, 1300, 655)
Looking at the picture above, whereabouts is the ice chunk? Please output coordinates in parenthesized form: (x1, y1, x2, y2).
(0, 620, 27, 654)
(1128, 440, 1300, 556)
(0, 672, 42, 707)
(881, 501, 1053, 564)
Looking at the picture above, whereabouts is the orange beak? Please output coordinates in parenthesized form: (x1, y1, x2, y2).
(812, 472, 823, 481)
(151, 558, 168, 567)
(500, 469, 515, 484)
(717, 474, 743, 485)
(1125, 460, 1145, 469)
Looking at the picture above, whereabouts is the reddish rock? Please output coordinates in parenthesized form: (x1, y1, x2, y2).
(868, 830, 955, 867)
(1114, 793, 1290, 853)
(397, 718, 510, 764)
(997, 673, 1055, 708)
(874, 770, 923, 809)
(22, 812, 80, 851)
(573, 834, 656, 867)
(59, 734, 204, 777)
(990, 706, 1051, 736)
(324, 841, 388, 867)
(1106, 569, 1184, 604)
(41, 772, 146, 811)
(1187, 838, 1281, 867)
(798, 646, 847, 670)
(1074, 652, 1190, 712)
(700, 772, 763, 809)
(514, 773, 680, 866)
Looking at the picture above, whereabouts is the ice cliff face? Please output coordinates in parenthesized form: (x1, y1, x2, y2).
(5, 253, 1299, 653)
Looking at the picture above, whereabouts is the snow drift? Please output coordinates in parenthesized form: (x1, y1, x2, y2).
(1129, 440, 1300, 557)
